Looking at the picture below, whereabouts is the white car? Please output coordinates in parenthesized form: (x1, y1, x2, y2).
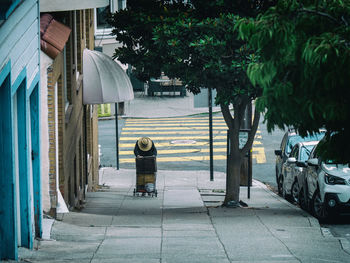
(281, 141, 319, 203)
(302, 145, 350, 221)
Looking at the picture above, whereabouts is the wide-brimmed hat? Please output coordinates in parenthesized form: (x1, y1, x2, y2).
(137, 137, 152, 151)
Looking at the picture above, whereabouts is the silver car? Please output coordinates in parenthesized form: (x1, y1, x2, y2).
(275, 130, 325, 195)
(281, 141, 319, 203)
(299, 144, 350, 221)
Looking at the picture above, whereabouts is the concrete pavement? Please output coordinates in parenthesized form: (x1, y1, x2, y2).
(16, 168, 350, 262)
(10, 94, 350, 262)
(121, 91, 222, 118)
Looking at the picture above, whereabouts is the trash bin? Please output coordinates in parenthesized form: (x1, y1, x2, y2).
(134, 156, 157, 197)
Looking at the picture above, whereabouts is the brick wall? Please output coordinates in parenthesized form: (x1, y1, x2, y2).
(44, 9, 99, 214)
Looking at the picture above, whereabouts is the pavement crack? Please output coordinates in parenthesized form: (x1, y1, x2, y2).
(89, 226, 108, 263)
(207, 208, 231, 263)
(160, 187, 165, 263)
(253, 209, 302, 263)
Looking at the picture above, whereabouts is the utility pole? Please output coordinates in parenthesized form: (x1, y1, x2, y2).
(115, 103, 119, 170)
(209, 87, 214, 181)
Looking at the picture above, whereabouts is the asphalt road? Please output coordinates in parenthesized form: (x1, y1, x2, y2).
(98, 115, 350, 243)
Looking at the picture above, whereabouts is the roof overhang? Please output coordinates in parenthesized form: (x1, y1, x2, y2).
(83, 49, 134, 104)
(40, 0, 109, 12)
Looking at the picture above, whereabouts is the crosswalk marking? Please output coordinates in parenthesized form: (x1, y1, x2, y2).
(126, 119, 226, 124)
(253, 147, 266, 163)
(122, 126, 228, 130)
(126, 116, 224, 121)
(119, 140, 262, 148)
(119, 148, 227, 155)
(120, 155, 228, 163)
(121, 130, 226, 135)
(120, 135, 228, 141)
(123, 123, 227, 127)
(119, 116, 266, 165)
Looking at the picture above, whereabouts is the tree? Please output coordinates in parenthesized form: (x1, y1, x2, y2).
(109, 0, 276, 206)
(238, 0, 350, 163)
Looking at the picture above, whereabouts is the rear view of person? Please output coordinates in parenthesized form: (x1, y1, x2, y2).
(134, 137, 157, 157)
(133, 137, 158, 196)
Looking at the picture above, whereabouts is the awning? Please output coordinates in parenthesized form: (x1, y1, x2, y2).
(40, 0, 109, 12)
(83, 49, 134, 104)
(40, 14, 71, 59)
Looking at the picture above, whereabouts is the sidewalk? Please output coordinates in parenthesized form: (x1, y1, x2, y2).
(17, 168, 350, 263)
(100, 91, 222, 119)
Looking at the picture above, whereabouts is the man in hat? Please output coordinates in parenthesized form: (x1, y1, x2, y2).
(134, 137, 157, 157)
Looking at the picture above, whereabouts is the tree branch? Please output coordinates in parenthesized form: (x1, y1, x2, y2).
(298, 8, 342, 25)
(241, 107, 260, 157)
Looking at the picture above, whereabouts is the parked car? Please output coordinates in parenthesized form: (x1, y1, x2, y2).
(297, 143, 350, 221)
(281, 141, 319, 203)
(275, 130, 325, 195)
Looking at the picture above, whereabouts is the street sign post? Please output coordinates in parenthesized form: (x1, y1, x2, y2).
(226, 129, 252, 199)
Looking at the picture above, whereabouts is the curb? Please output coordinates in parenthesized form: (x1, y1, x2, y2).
(253, 179, 321, 228)
(339, 238, 350, 255)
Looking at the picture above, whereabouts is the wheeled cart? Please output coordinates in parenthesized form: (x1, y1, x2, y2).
(133, 156, 158, 197)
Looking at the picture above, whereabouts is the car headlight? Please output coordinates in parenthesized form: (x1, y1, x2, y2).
(324, 174, 346, 185)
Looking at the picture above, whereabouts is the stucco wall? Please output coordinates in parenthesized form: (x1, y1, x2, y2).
(40, 51, 52, 213)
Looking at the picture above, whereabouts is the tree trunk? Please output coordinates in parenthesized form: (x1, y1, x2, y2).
(221, 99, 260, 207)
(224, 150, 242, 205)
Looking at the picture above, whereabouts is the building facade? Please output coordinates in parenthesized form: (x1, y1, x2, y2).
(39, 5, 100, 216)
(0, 0, 42, 260)
(94, 0, 130, 116)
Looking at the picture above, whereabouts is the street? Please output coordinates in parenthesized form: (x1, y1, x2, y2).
(98, 113, 350, 245)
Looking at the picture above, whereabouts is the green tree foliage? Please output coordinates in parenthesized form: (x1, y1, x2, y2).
(238, 0, 350, 163)
(109, 0, 276, 205)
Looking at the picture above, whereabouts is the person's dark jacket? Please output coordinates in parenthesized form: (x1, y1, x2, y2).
(134, 141, 157, 157)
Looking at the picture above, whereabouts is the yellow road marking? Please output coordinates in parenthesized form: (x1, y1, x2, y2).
(122, 126, 228, 130)
(124, 123, 227, 127)
(120, 149, 264, 163)
(121, 130, 226, 135)
(126, 120, 226, 124)
(119, 140, 262, 148)
(120, 135, 227, 141)
(120, 155, 228, 163)
(125, 117, 224, 121)
(119, 148, 227, 155)
(252, 147, 266, 164)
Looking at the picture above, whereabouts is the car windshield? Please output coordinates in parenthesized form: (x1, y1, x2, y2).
(324, 160, 350, 167)
(286, 133, 324, 154)
(300, 145, 315, 161)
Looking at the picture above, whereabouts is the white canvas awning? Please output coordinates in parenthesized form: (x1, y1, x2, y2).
(40, 0, 109, 12)
(83, 49, 134, 104)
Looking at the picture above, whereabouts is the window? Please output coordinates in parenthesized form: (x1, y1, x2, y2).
(290, 145, 299, 159)
(96, 5, 111, 30)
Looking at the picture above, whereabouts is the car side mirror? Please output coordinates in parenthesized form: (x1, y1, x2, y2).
(287, 157, 296, 163)
(296, 161, 307, 168)
(275, 150, 282, 156)
(307, 158, 319, 167)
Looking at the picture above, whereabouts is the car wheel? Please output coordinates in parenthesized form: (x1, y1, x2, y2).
(277, 175, 283, 196)
(298, 187, 307, 210)
(311, 189, 329, 222)
(291, 180, 299, 203)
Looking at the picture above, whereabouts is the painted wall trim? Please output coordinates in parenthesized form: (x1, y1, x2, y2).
(28, 72, 39, 97)
(0, 60, 11, 85)
(11, 67, 26, 97)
